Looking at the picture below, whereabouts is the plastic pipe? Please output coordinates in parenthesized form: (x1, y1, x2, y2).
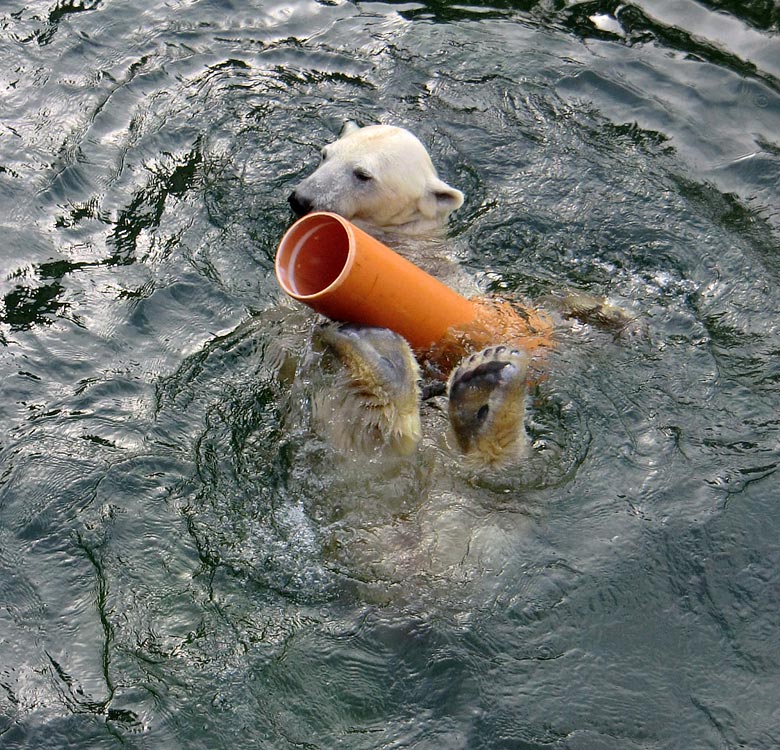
(275, 212, 475, 350)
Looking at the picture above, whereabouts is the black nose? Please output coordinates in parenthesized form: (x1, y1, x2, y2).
(288, 191, 313, 217)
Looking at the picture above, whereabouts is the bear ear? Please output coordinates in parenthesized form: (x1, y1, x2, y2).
(339, 121, 362, 138)
(419, 177, 465, 220)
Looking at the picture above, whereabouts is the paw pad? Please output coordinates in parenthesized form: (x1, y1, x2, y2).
(447, 346, 530, 465)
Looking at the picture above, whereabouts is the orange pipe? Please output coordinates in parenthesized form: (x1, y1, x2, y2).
(275, 212, 475, 350)
(275, 212, 555, 362)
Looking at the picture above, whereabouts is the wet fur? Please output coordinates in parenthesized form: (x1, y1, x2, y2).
(289, 123, 633, 466)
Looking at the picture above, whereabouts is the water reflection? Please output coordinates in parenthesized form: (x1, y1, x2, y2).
(379, 0, 780, 34)
(0, 0, 779, 747)
(3, 274, 68, 329)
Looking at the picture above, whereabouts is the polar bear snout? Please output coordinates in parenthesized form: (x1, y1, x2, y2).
(288, 190, 314, 218)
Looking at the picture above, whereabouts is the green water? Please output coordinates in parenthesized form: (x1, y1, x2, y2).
(1, 1, 779, 748)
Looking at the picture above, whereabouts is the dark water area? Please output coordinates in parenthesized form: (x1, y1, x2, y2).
(1, 0, 779, 748)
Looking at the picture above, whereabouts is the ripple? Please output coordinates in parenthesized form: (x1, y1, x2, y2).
(1, 0, 779, 747)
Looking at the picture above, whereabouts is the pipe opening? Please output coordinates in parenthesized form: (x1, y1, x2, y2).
(277, 214, 351, 298)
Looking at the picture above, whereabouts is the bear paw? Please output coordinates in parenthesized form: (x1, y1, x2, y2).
(447, 346, 530, 466)
(312, 323, 422, 456)
(550, 290, 635, 334)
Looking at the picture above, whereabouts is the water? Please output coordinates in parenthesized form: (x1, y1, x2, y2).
(1, 1, 779, 747)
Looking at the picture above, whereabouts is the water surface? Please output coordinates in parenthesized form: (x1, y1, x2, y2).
(1, 1, 779, 748)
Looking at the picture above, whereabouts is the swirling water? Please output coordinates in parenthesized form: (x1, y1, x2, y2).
(1, 1, 779, 748)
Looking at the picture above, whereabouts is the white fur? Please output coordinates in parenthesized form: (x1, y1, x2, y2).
(289, 123, 464, 236)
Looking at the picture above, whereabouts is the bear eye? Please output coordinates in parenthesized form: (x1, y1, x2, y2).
(320, 147, 329, 162)
(353, 167, 373, 183)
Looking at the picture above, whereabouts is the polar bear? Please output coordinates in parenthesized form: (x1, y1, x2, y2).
(288, 123, 631, 466)
(287, 122, 536, 467)
(288, 122, 464, 236)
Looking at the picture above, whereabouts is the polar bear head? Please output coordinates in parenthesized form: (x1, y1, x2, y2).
(288, 123, 464, 235)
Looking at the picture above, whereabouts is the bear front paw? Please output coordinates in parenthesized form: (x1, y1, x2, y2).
(312, 323, 422, 456)
(447, 346, 530, 466)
